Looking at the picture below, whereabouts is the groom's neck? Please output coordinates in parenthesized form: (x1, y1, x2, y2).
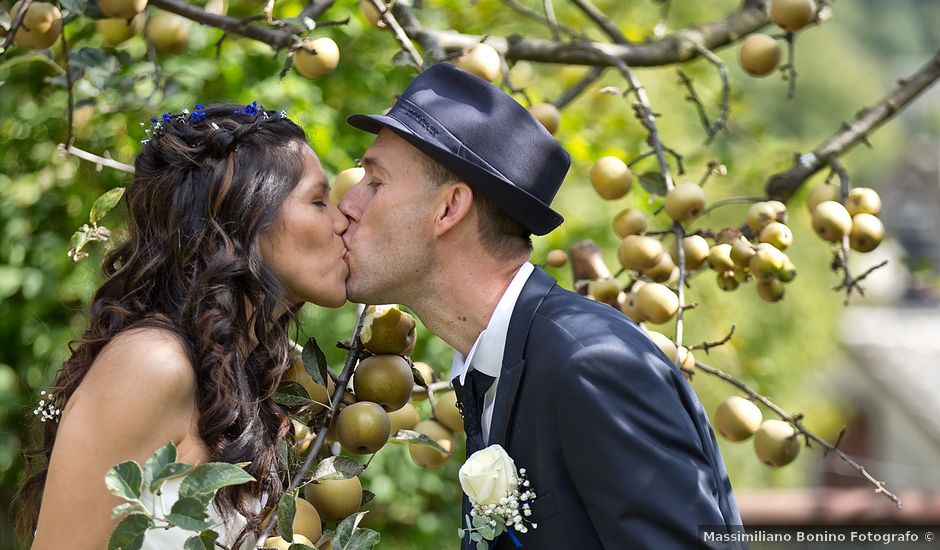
(407, 255, 527, 357)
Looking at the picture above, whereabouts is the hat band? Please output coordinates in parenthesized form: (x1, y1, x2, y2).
(387, 98, 514, 187)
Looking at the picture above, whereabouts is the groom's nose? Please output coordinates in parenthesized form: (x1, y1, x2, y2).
(338, 183, 361, 225)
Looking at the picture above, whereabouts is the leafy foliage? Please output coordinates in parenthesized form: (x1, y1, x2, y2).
(1, 1, 939, 549)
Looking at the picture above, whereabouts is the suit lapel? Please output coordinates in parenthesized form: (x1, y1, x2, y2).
(487, 267, 556, 448)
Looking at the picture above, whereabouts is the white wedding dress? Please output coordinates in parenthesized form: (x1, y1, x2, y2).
(138, 477, 258, 549)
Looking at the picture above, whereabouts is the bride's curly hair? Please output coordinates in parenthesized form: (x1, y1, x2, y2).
(14, 103, 311, 546)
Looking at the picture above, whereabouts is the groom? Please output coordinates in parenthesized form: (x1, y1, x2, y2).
(339, 62, 744, 549)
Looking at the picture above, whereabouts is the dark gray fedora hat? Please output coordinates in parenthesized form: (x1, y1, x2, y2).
(347, 62, 570, 235)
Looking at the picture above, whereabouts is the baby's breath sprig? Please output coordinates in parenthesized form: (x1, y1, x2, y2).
(459, 466, 538, 547)
(33, 390, 62, 423)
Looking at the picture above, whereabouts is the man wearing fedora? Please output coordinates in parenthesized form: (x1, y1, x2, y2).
(339, 62, 744, 549)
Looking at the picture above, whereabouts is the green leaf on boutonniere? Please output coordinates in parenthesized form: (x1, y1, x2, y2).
(476, 540, 488, 550)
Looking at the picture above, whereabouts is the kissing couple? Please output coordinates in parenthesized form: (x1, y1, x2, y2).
(17, 62, 744, 550)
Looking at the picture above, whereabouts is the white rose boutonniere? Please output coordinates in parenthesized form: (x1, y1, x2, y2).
(458, 445, 537, 549)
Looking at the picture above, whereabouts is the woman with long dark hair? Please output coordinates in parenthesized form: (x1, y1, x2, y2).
(13, 103, 349, 548)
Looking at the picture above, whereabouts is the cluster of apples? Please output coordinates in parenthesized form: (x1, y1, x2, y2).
(738, 0, 817, 77)
(79, 0, 339, 80)
(272, 302, 470, 545)
(715, 200, 798, 303)
(714, 396, 801, 468)
(806, 184, 884, 253)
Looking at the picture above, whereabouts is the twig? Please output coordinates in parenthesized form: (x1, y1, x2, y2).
(258, 305, 366, 542)
(398, 1, 770, 67)
(824, 155, 889, 304)
(498, 0, 584, 39)
(699, 160, 725, 187)
(0, 0, 33, 56)
(500, 60, 531, 105)
(703, 195, 765, 215)
(693, 358, 902, 509)
(562, 45, 673, 192)
(678, 42, 730, 144)
(570, 0, 630, 45)
(147, 0, 336, 51)
(58, 6, 74, 148)
(780, 31, 798, 101)
(653, 0, 672, 37)
(58, 145, 135, 173)
(370, 0, 423, 69)
(553, 66, 604, 108)
(688, 324, 736, 353)
(542, 0, 561, 42)
(762, 46, 940, 202)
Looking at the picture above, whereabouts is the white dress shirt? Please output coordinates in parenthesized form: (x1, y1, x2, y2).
(450, 261, 535, 444)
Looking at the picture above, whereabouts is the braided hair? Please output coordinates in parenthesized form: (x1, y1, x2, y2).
(15, 103, 310, 547)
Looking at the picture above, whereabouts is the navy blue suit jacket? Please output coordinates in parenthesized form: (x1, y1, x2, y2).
(459, 267, 744, 549)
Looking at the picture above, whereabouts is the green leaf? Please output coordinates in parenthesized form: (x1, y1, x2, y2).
(458, 528, 465, 539)
(277, 491, 297, 542)
(179, 463, 255, 500)
(476, 540, 488, 550)
(150, 463, 194, 493)
(359, 490, 375, 508)
(59, 0, 88, 15)
(311, 456, 364, 482)
(142, 442, 177, 487)
(478, 522, 495, 540)
(411, 366, 428, 389)
(469, 532, 482, 542)
(166, 496, 212, 532)
(183, 529, 220, 550)
(105, 461, 143, 501)
(89, 187, 125, 225)
(274, 381, 315, 408)
(300, 336, 329, 387)
(332, 511, 381, 550)
(391, 50, 414, 67)
(277, 440, 290, 470)
(389, 430, 450, 454)
(111, 501, 148, 520)
(313, 530, 334, 549)
(68, 227, 91, 261)
(108, 513, 152, 550)
(638, 171, 667, 196)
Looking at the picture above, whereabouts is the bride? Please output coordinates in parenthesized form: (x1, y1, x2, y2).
(14, 102, 350, 548)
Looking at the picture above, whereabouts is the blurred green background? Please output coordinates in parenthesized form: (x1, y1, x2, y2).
(1, 0, 939, 548)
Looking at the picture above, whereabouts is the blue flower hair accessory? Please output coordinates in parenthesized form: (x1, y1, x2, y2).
(140, 102, 287, 143)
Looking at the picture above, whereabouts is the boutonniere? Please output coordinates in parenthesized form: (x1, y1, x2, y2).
(458, 445, 537, 549)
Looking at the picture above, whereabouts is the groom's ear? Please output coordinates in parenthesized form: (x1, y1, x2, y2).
(432, 181, 475, 237)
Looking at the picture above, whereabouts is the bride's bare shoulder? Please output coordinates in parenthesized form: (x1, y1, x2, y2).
(72, 326, 196, 414)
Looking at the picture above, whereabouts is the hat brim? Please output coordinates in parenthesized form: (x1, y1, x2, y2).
(348, 113, 563, 236)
